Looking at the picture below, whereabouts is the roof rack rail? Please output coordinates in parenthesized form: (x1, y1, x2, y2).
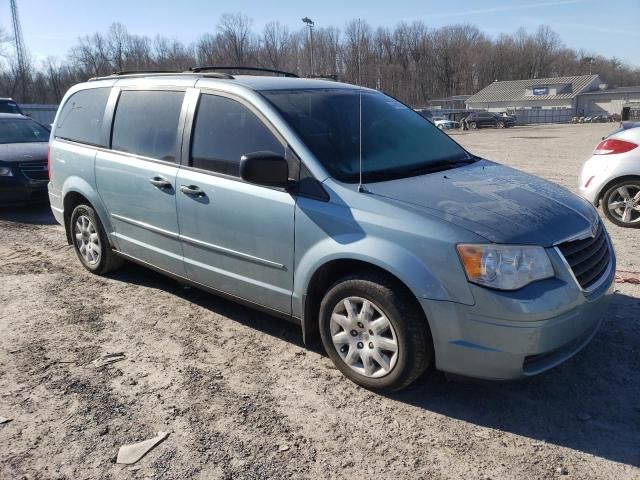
(88, 70, 234, 82)
(306, 74, 338, 81)
(113, 69, 178, 75)
(187, 66, 299, 78)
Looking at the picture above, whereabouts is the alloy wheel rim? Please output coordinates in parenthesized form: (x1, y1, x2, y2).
(330, 296, 399, 378)
(607, 185, 640, 225)
(74, 215, 101, 265)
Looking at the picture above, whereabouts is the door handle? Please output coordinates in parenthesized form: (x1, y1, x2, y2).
(180, 185, 205, 197)
(149, 176, 172, 189)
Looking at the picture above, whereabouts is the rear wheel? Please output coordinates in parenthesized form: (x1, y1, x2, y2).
(319, 272, 432, 392)
(602, 180, 640, 228)
(70, 204, 124, 273)
(469, 122, 477, 129)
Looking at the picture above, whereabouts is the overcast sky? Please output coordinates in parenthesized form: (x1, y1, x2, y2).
(9, 0, 640, 67)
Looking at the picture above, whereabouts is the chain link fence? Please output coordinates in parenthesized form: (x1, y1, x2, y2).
(510, 108, 574, 125)
(20, 104, 58, 125)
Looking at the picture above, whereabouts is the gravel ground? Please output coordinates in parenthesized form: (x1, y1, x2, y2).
(1, 123, 638, 479)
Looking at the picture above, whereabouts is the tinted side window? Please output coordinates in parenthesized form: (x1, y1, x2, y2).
(191, 94, 284, 176)
(112, 90, 184, 162)
(55, 87, 111, 146)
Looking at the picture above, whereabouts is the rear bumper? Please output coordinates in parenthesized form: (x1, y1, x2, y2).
(47, 184, 64, 225)
(421, 251, 615, 380)
(577, 155, 611, 205)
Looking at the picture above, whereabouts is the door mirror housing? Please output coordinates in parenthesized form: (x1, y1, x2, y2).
(240, 151, 290, 188)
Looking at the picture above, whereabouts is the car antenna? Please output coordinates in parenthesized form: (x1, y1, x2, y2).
(356, 18, 367, 194)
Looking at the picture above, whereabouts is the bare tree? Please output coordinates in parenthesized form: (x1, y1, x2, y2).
(5, 16, 640, 105)
(261, 22, 291, 69)
(217, 13, 254, 65)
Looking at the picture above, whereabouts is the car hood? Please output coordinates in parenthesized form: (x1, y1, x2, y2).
(0, 142, 48, 163)
(366, 160, 598, 246)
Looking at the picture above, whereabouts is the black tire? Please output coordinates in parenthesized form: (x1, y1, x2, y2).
(469, 122, 477, 129)
(497, 121, 505, 129)
(319, 272, 432, 392)
(601, 180, 640, 228)
(69, 204, 124, 274)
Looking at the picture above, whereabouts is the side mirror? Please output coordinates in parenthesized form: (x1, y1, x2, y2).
(240, 151, 290, 188)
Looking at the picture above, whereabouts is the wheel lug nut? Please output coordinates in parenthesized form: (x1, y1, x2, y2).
(369, 342, 374, 349)
(340, 346, 347, 353)
(357, 322, 364, 329)
(357, 342, 363, 349)
(350, 330, 358, 337)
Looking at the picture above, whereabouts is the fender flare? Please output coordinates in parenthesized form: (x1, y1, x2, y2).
(61, 176, 116, 246)
(293, 235, 461, 343)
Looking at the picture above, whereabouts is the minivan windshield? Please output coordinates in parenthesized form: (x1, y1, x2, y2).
(262, 88, 473, 183)
(0, 118, 49, 144)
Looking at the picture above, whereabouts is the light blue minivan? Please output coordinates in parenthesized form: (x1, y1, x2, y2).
(48, 69, 615, 391)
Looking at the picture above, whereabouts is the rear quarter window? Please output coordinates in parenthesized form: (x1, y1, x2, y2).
(55, 87, 111, 146)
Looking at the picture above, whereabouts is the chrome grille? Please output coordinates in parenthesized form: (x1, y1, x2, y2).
(19, 160, 48, 181)
(557, 221, 611, 291)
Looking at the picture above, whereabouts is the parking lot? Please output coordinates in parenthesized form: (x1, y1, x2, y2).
(1, 123, 638, 479)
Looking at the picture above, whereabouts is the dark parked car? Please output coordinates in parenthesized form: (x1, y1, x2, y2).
(465, 112, 515, 129)
(0, 113, 50, 205)
(0, 98, 24, 115)
(414, 108, 434, 124)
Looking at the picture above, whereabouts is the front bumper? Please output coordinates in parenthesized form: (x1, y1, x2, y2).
(421, 247, 615, 380)
(0, 182, 48, 206)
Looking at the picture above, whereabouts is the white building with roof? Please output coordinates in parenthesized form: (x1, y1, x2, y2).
(576, 86, 640, 117)
(465, 75, 602, 114)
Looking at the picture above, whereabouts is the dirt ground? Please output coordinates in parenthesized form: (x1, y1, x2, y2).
(1, 123, 638, 480)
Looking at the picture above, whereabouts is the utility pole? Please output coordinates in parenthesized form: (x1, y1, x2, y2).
(582, 57, 595, 75)
(302, 17, 314, 76)
(10, 0, 29, 101)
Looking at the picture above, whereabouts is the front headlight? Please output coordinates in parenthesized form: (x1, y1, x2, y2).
(456, 244, 554, 290)
(0, 166, 13, 176)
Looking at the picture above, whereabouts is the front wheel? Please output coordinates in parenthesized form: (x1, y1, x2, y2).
(497, 121, 505, 128)
(469, 122, 477, 129)
(602, 180, 640, 228)
(70, 204, 124, 273)
(319, 273, 432, 392)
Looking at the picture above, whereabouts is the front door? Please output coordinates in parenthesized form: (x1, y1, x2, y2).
(95, 89, 187, 275)
(176, 92, 296, 315)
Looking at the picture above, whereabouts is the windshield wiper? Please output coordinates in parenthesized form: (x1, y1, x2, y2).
(344, 157, 478, 183)
(401, 157, 477, 177)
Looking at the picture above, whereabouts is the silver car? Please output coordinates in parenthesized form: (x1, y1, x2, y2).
(579, 122, 640, 227)
(432, 117, 460, 130)
(48, 69, 615, 392)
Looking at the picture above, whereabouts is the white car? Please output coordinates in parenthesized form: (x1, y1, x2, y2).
(432, 117, 460, 130)
(579, 122, 640, 227)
